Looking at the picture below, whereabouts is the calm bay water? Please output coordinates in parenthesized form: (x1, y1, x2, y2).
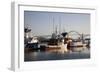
(24, 47, 90, 61)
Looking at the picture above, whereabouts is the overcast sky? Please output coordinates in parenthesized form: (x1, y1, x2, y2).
(24, 11, 90, 36)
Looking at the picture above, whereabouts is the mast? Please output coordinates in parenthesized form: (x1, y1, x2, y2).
(63, 25, 65, 32)
(55, 25, 58, 35)
(53, 17, 54, 33)
(59, 16, 61, 34)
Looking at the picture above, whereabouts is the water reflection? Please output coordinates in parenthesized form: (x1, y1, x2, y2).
(24, 47, 90, 61)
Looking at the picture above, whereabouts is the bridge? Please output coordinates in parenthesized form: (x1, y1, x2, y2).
(67, 30, 90, 39)
(33, 30, 90, 40)
(67, 30, 90, 45)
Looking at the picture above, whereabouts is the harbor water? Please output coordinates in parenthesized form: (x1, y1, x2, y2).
(24, 47, 90, 61)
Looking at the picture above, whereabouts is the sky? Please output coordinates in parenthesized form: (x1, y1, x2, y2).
(24, 11, 90, 36)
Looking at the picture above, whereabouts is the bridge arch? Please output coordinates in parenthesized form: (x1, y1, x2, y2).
(67, 30, 81, 39)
